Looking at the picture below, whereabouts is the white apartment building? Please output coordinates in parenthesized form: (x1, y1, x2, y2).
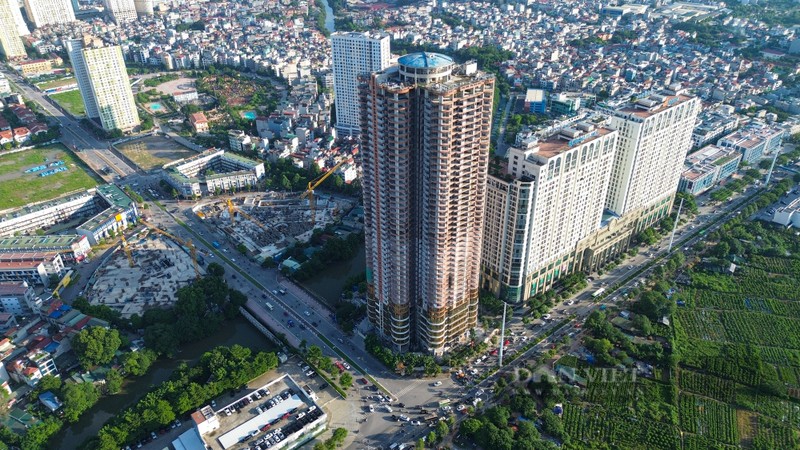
(602, 87, 700, 219)
(103, 0, 136, 23)
(0, 0, 26, 59)
(0, 281, 37, 316)
(66, 36, 139, 133)
(331, 32, 390, 136)
(9, 0, 29, 37)
(163, 149, 265, 197)
(22, 0, 74, 28)
(482, 122, 618, 302)
(133, 0, 153, 14)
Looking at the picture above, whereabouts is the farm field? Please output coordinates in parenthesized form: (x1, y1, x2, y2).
(116, 135, 197, 171)
(50, 90, 86, 117)
(0, 144, 99, 210)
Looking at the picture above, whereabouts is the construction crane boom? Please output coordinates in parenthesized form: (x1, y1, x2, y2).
(225, 198, 271, 234)
(140, 220, 201, 279)
(301, 160, 348, 227)
(226, 198, 236, 225)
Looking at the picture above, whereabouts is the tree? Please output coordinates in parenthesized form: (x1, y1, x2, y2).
(105, 369, 123, 394)
(435, 420, 450, 441)
(62, 382, 101, 422)
(417, 438, 426, 449)
(307, 345, 323, 364)
(340, 372, 353, 389)
(426, 431, 437, 445)
(207, 262, 225, 277)
(122, 349, 157, 376)
(633, 315, 653, 336)
(21, 418, 62, 450)
(72, 326, 122, 370)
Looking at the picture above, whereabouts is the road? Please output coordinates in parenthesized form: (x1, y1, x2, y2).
(0, 66, 137, 180)
(137, 195, 456, 449)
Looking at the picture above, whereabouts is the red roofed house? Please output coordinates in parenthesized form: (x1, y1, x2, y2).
(189, 112, 209, 133)
(13, 127, 30, 143)
(0, 130, 12, 145)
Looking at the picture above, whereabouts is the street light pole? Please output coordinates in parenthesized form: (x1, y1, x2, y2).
(498, 302, 507, 367)
(668, 197, 684, 253)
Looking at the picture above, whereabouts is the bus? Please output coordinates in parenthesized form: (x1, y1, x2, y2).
(592, 288, 606, 298)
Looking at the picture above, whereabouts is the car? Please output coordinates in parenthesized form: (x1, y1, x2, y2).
(399, 415, 410, 422)
(211, 400, 217, 408)
(150, 431, 157, 440)
(278, 289, 287, 295)
(433, 381, 442, 387)
(319, 382, 329, 390)
(368, 404, 375, 412)
(342, 362, 351, 370)
(359, 377, 368, 385)
(224, 408, 232, 416)
(385, 405, 393, 413)
(272, 290, 279, 295)
(304, 311, 311, 316)
(411, 420, 422, 426)
(306, 370, 315, 377)
(542, 314, 551, 320)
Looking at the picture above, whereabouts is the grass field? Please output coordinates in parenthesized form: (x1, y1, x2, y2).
(50, 90, 86, 117)
(116, 135, 197, 171)
(0, 145, 99, 211)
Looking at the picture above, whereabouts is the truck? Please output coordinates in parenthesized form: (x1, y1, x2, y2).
(212, 241, 221, 249)
(265, 302, 274, 311)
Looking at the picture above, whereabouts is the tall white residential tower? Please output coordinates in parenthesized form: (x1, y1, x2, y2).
(103, 0, 136, 23)
(602, 86, 701, 218)
(482, 121, 619, 302)
(331, 31, 390, 136)
(0, 0, 26, 59)
(22, 0, 74, 28)
(66, 36, 140, 133)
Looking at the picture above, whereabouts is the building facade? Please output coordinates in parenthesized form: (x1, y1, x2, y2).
(22, 0, 74, 28)
(482, 121, 618, 303)
(678, 145, 742, 196)
(66, 36, 139, 132)
(103, 0, 136, 23)
(331, 32, 390, 136)
(717, 121, 784, 164)
(0, 281, 37, 316)
(360, 53, 494, 355)
(602, 87, 700, 220)
(0, 0, 26, 59)
(163, 149, 265, 197)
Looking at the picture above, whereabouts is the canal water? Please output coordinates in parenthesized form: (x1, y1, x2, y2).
(55, 318, 277, 449)
(321, 0, 335, 33)
(299, 243, 365, 306)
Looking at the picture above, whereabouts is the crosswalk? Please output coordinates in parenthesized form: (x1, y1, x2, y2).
(393, 378, 426, 399)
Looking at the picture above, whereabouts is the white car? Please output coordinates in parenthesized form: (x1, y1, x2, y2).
(304, 311, 311, 317)
(399, 415, 410, 422)
(433, 381, 442, 387)
(342, 362, 351, 370)
(411, 420, 422, 426)
(368, 404, 375, 412)
(542, 314, 551, 320)
(384, 405, 393, 413)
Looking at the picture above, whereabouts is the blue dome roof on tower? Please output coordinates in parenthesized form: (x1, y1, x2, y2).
(398, 52, 454, 69)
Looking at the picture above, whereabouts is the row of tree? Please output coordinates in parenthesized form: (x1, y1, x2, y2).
(86, 345, 278, 449)
(364, 334, 440, 376)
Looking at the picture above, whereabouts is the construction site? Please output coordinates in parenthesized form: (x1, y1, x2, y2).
(194, 191, 357, 262)
(85, 228, 205, 317)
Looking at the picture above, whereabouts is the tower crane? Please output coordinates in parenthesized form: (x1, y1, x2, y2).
(225, 198, 272, 234)
(300, 160, 347, 227)
(140, 220, 201, 279)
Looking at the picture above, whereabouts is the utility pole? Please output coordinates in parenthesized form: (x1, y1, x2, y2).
(668, 197, 684, 253)
(498, 302, 507, 367)
(765, 149, 780, 185)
